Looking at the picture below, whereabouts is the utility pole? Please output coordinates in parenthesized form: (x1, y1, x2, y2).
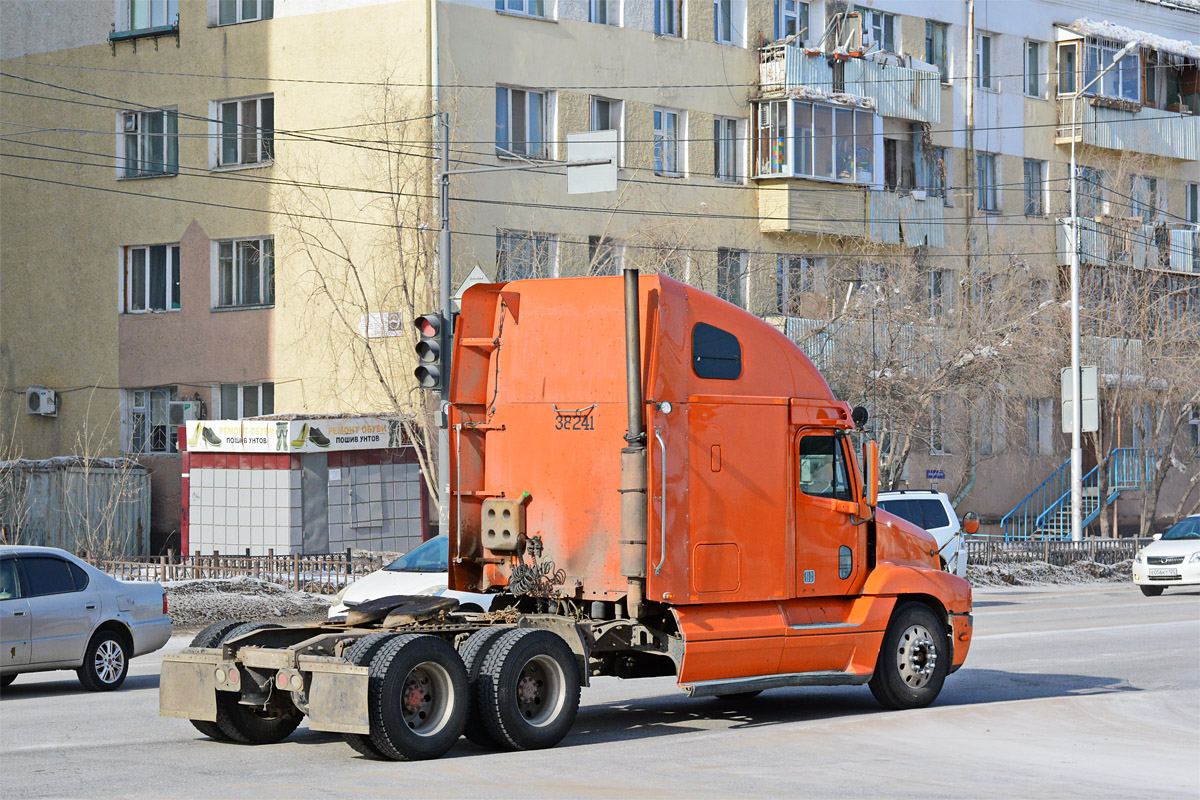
(436, 111, 451, 540)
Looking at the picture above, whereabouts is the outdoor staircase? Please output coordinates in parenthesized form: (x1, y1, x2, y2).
(1000, 448, 1154, 540)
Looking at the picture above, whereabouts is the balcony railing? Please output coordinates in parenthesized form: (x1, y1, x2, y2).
(760, 179, 945, 247)
(1055, 97, 1199, 161)
(760, 43, 942, 124)
(1057, 216, 1199, 273)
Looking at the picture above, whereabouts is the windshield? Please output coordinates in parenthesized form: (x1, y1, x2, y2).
(1162, 517, 1200, 540)
(384, 536, 448, 573)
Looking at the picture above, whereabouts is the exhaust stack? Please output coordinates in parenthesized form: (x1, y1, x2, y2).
(619, 267, 648, 618)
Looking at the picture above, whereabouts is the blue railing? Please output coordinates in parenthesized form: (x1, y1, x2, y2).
(999, 459, 1071, 541)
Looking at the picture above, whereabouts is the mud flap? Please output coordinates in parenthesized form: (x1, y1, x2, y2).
(302, 657, 370, 735)
(159, 657, 218, 721)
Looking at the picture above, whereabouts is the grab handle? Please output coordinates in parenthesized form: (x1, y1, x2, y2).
(653, 427, 667, 576)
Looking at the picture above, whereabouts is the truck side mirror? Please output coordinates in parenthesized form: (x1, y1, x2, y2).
(962, 511, 980, 535)
(862, 440, 878, 507)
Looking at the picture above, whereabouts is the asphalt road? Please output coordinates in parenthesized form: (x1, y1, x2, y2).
(2, 583, 1197, 800)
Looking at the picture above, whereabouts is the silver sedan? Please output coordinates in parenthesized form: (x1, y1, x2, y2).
(0, 545, 173, 691)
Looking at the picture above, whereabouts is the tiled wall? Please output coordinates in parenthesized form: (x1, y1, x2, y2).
(328, 461, 424, 554)
(188, 465, 301, 554)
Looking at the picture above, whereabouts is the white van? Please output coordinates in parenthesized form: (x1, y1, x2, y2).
(876, 490, 969, 578)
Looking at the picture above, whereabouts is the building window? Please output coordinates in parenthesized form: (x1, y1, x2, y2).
(497, 229, 556, 280)
(1026, 397, 1055, 456)
(713, 0, 736, 45)
(713, 116, 740, 182)
(589, 0, 617, 25)
(587, 236, 622, 275)
(654, 107, 682, 176)
(716, 248, 746, 307)
(496, 87, 547, 159)
(216, 237, 274, 308)
(121, 109, 178, 178)
(925, 21, 948, 82)
(218, 0, 272, 25)
(590, 96, 624, 165)
(127, 387, 178, 455)
(930, 395, 950, 455)
(791, 101, 875, 184)
(124, 244, 181, 313)
(1057, 41, 1078, 95)
(1023, 159, 1045, 217)
(1187, 183, 1199, 224)
(1190, 406, 1200, 451)
(496, 0, 545, 17)
(121, 0, 178, 31)
(976, 152, 998, 212)
(655, 0, 680, 36)
(775, 255, 815, 315)
(929, 269, 952, 317)
(220, 382, 274, 419)
(919, 145, 947, 200)
(776, 1, 807, 42)
(857, 7, 894, 53)
(1129, 175, 1159, 223)
(756, 100, 788, 175)
(976, 33, 993, 90)
(1084, 38, 1140, 102)
(1025, 40, 1043, 97)
(1077, 166, 1104, 217)
(216, 96, 274, 167)
(979, 398, 1007, 456)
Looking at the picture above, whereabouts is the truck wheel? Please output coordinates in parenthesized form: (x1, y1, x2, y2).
(457, 627, 510, 748)
(186, 620, 248, 741)
(339, 632, 398, 758)
(367, 634, 469, 761)
(77, 629, 130, 691)
(869, 603, 949, 711)
(476, 629, 580, 751)
(211, 622, 302, 745)
(1139, 585, 1164, 597)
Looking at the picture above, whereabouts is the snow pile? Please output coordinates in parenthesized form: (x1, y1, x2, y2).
(166, 577, 332, 629)
(968, 558, 1132, 587)
(1068, 19, 1200, 60)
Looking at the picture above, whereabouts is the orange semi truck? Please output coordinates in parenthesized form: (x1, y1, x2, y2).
(159, 271, 972, 761)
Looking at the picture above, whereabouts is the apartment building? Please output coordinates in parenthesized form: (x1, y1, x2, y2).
(2, 0, 1197, 546)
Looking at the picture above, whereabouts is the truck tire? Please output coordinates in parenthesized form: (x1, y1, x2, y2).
(76, 629, 130, 691)
(339, 632, 399, 758)
(187, 620, 248, 741)
(1139, 585, 1164, 597)
(366, 634, 469, 761)
(212, 622, 302, 745)
(868, 603, 949, 711)
(457, 627, 510, 748)
(476, 629, 580, 751)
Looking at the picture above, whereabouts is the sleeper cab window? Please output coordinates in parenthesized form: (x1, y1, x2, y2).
(692, 322, 741, 379)
(797, 435, 852, 501)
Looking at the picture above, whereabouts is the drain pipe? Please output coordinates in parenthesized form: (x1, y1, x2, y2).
(620, 267, 648, 619)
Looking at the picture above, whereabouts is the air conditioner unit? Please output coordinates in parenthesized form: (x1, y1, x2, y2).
(169, 400, 200, 427)
(123, 113, 138, 133)
(25, 386, 58, 417)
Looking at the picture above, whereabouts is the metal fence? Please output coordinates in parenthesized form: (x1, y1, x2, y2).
(95, 550, 389, 593)
(966, 537, 1149, 567)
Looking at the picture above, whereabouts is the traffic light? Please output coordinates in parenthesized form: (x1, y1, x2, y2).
(413, 312, 444, 390)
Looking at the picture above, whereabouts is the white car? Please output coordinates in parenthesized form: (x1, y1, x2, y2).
(1132, 514, 1200, 596)
(876, 490, 971, 577)
(328, 535, 494, 620)
(0, 545, 173, 690)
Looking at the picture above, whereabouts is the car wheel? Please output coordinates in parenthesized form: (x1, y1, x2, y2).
(77, 629, 130, 691)
(339, 632, 399, 758)
(458, 627, 510, 748)
(366, 634, 469, 761)
(187, 620, 250, 741)
(0, 674, 15, 689)
(1139, 585, 1164, 597)
(868, 602, 948, 711)
(475, 629, 580, 751)
(211, 622, 302, 745)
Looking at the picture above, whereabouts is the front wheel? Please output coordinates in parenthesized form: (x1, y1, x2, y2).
(869, 603, 949, 710)
(1139, 585, 1164, 597)
(77, 630, 129, 691)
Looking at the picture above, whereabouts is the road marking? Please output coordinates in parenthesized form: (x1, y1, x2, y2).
(975, 618, 1199, 640)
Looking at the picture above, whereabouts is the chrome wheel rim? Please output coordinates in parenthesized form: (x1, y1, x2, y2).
(95, 639, 125, 684)
(515, 654, 566, 727)
(896, 624, 937, 689)
(400, 662, 453, 737)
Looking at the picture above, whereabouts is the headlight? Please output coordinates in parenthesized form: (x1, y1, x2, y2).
(1134, 551, 1145, 564)
(1189, 552, 1200, 563)
(333, 585, 349, 604)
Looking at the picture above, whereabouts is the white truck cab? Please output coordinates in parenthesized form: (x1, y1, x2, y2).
(877, 490, 969, 578)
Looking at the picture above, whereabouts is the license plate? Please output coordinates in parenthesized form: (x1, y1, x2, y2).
(1149, 568, 1179, 576)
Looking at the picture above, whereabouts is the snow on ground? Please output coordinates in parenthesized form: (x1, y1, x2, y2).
(967, 558, 1132, 587)
(166, 577, 333, 630)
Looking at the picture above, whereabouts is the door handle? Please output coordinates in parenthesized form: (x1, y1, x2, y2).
(12, 611, 26, 617)
(85, 604, 97, 610)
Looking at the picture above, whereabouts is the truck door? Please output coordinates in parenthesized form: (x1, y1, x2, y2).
(793, 429, 865, 597)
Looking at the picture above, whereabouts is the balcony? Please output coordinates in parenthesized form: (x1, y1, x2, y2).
(760, 43, 941, 124)
(1055, 97, 1199, 161)
(1057, 216, 1199, 273)
(759, 179, 945, 247)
